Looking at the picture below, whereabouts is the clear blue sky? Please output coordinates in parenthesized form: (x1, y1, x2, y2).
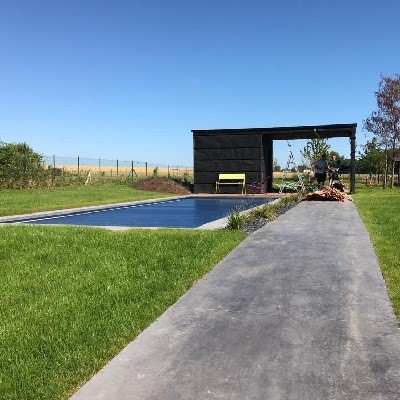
(1, 0, 399, 168)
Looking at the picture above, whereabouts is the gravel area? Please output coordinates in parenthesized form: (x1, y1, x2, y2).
(242, 202, 301, 235)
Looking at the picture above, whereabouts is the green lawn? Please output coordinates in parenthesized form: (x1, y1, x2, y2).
(0, 226, 245, 400)
(353, 187, 400, 318)
(0, 183, 174, 216)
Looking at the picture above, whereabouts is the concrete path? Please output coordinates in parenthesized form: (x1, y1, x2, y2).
(71, 201, 400, 400)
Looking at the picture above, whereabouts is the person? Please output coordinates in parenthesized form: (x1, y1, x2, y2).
(328, 155, 341, 187)
(314, 153, 328, 189)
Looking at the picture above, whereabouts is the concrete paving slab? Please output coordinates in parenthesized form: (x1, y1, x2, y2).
(70, 201, 400, 400)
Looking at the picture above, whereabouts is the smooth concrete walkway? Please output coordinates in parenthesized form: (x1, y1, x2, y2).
(71, 201, 400, 400)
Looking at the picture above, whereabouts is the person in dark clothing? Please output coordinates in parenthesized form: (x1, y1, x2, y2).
(314, 153, 328, 189)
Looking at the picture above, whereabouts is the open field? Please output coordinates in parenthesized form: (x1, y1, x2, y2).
(51, 164, 193, 181)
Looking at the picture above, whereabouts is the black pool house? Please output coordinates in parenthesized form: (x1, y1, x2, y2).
(192, 123, 357, 194)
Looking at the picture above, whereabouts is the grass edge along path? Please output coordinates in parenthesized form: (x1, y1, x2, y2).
(0, 184, 175, 216)
(0, 226, 245, 400)
(353, 187, 400, 320)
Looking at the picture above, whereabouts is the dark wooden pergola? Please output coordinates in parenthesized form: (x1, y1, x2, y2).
(192, 123, 357, 194)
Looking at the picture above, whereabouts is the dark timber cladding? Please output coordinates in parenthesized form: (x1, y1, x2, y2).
(192, 123, 357, 194)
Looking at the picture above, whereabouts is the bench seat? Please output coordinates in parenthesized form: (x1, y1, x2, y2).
(215, 173, 246, 194)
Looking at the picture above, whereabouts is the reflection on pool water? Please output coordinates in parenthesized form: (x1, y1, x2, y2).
(5, 196, 277, 228)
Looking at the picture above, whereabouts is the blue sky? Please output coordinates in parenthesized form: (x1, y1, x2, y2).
(0, 0, 399, 168)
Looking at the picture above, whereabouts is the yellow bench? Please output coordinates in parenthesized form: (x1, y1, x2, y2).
(215, 173, 246, 194)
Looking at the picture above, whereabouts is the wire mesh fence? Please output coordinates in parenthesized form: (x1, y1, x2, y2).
(273, 171, 399, 188)
(2, 151, 396, 189)
(42, 155, 193, 183)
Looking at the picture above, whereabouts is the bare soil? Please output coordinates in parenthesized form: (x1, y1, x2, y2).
(132, 177, 191, 195)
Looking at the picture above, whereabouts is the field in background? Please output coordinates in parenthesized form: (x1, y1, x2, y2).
(58, 165, 193, 180)
(43, 155, 193, 182)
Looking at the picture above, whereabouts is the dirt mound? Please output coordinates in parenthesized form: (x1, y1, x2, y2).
(132, 177, 191, 195)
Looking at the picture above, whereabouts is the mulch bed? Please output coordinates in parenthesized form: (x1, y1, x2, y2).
(132, 177, 191, 195)
(242, 202, 301, 235)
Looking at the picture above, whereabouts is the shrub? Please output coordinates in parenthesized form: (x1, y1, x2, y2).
(0, 141, 49, 188)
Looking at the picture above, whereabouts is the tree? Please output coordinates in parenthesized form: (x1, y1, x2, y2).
(273, 158, 281, 171)
(363, 74, 400, 188)
(300, 138, 331, 168)
(356, 137, 385, 177)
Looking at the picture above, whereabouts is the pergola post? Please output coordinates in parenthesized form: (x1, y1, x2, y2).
(350, 130, 356, 194)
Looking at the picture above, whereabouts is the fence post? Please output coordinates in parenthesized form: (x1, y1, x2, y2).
(131, 161, 134, 181)
(77, 156, 80, 177)
(117, 159, 119, 178)
(168, 165, 170, 178)
(52, 155, 56, 182)
(98, 158, 101, 178)
(145, 162, 148, 177)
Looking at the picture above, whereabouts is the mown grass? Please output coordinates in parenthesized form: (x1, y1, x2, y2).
(0, 226, 245, 400)
(353, 187, 400, 318)
(0, 183, 174, 216)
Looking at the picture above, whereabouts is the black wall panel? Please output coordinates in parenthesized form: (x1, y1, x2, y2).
(194, 134, 260, 149)
(195, 147, 261, 160)
(194, 171, 260, 184)
(194, 159, 260, 172)
(262, 137, 274, 192)
(193, 132, 269, 193)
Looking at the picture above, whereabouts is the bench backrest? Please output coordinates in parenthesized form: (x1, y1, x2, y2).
(218, 173, 245, 181)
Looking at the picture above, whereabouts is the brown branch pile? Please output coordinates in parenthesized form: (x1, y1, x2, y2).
(305, 186, 353, 202)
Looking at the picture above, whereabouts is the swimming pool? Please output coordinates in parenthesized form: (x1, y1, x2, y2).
(2, 196, 276, 228)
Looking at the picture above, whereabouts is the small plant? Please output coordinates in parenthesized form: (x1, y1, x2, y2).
(252, 205, 277, 221)
(226, 207, 247, 230)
